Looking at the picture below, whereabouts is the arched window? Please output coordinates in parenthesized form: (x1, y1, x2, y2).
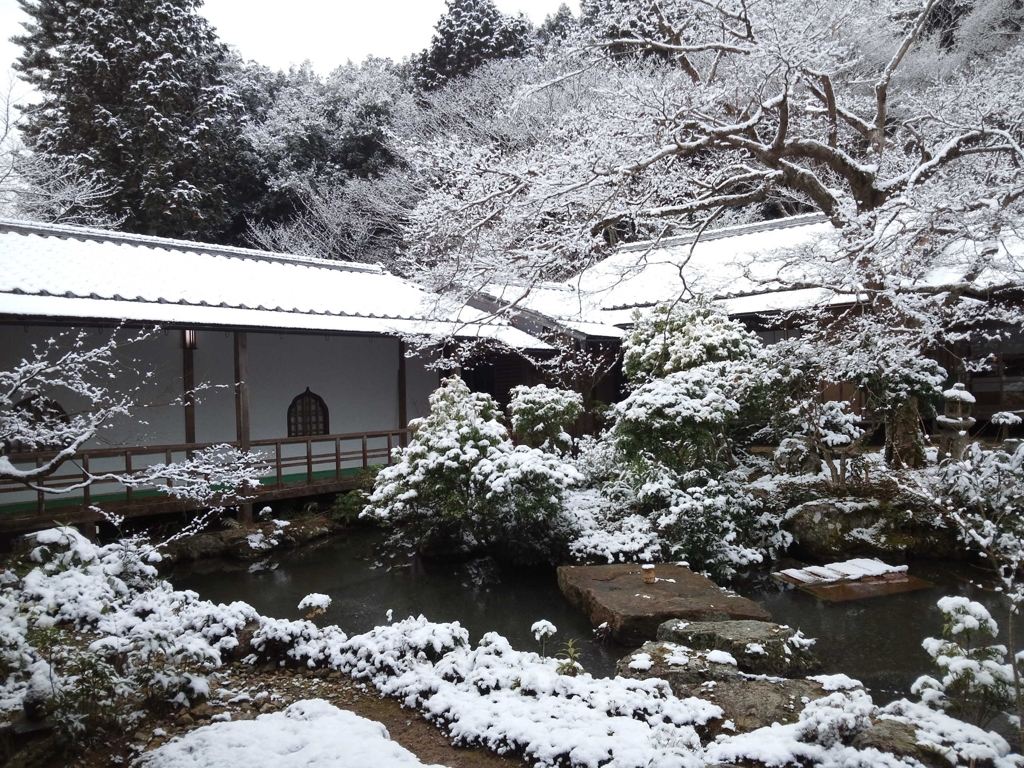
(287, 388, 329, 437)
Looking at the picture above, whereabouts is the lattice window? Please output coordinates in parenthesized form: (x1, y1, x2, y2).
(287, 388, 329, 437)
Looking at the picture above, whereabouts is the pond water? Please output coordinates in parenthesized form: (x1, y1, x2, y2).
(171, 531, 1016, 703)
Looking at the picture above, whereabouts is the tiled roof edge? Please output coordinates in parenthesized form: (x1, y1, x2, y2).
(0, 218, 385, 275)
(616, 213, 829, 254)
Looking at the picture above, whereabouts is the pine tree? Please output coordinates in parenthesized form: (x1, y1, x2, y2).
(13, 0, 247, 240)
(416, 0, 533, 90)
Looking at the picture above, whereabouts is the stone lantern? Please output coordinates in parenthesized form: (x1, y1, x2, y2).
(936, 383, 976, 459)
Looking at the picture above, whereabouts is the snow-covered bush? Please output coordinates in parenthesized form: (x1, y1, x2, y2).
(621, 300, 761, 386)
(939, 442, 1024, 601)
(363, 377, 581, 562)
(613, 364, 744, 476)
(912, 596, 1016, 728)
(4, 527, 257, 746)
(782, 399, 866, 487)
(586, 301, 785, 574)
(508, 383, 583, 454)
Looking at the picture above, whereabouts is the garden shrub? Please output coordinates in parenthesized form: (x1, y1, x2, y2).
(508, 383, 583, 454)
(363, 377, 581, 563)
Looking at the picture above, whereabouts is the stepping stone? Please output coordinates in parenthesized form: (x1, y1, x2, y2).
(557, 563, 771, 645)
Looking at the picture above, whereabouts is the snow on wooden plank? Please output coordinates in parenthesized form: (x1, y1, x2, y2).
(774, 558, 929, 602)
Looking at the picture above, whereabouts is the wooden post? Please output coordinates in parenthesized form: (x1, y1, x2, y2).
(234, 331, 253, 525)
(398, 339, 408, 447)
(124, 451, 133, 505)
(183, 339, 196, 448)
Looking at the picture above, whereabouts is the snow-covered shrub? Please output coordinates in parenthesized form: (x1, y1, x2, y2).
(613, 364, 743, 476)
(938, 441, 1024, 601)
(363, 377, 582, 562)
(784, 399, 866, 487)
(912, 596, 1015, 728)
(508, 383, 583, 453)
(621, 300, 761, 385)
(5, 527, 257, 746)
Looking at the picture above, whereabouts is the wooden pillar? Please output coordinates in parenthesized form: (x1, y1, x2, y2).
(234, 331, 253, 524)
(398, 339, 408, 447)
(183, 340, 196, 446)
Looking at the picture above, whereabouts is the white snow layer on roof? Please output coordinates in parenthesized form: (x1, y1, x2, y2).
(140, 699, 448, 768)
(0, 222, 549, 350)
(489, 214, 1023, 335)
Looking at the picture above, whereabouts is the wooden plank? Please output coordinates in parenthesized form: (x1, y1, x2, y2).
(125, 451, 133, 505)
(398, 340, 408, 447)
(275, 442, 282, 486)
(183, 342, 196, 445)
(233, 331, 250, 451)
(335, 438, 341, 479)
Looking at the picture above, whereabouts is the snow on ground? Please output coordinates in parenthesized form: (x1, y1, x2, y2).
(139, 699, 448, 768)
(3, 527, 1022, 768)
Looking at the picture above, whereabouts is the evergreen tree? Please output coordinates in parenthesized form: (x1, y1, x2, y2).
(416, 0, 533, 90)
(13, 0, 246, 240)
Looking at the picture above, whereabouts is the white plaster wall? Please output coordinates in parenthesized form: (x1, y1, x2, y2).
(406, 352, 439, 423)
(192, 329, 237, 444)
(246, 332, 400, 439)
(0, 324, 185, 450)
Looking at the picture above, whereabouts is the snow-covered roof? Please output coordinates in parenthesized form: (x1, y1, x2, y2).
(0, 219, 549, 350)
(489, 213, 1023, 335)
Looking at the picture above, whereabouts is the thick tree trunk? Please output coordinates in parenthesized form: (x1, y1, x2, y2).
(884, 398, 926, 468)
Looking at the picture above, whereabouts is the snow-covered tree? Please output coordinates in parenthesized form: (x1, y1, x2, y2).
(363, 377, 581, 562)
(0, 329, 263, 509)
(393, 0, 1022, 468)
(913, 596, 1017, 730)
(13, 0, 247, 240)
(621, 299, 761, 385)
(0, 75, 115, 225)
(415, 0, 533, 90)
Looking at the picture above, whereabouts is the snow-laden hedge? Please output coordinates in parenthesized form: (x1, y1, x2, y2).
(363, 377, 581, 562)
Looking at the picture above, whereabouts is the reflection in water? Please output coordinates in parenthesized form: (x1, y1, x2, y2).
(172, 532, 1015, 702)
(171, 529, 624, 677)
(731, 560, 1018, 703)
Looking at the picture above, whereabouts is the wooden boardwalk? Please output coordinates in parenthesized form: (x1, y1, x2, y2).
(0, 428, 410, 535)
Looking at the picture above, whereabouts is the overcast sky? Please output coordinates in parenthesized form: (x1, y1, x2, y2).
(2, 0, 580, 80)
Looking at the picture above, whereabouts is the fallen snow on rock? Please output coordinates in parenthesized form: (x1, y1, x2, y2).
(139, 699, 448, 768)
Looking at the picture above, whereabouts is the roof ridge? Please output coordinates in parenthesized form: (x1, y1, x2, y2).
(0, 218, 384, 275)
(616, 213, 828, 253)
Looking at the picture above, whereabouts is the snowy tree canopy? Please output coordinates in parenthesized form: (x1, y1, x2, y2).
(13, 0, 248, 239)
(415, 0, 534, 90)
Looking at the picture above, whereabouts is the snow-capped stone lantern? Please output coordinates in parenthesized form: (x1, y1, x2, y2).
(936, 383, 976, 459)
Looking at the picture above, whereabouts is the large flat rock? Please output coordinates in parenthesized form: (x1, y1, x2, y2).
(557, 564, 771, 645)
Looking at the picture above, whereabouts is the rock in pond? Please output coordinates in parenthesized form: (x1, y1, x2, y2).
(557, 563, 771, 645)
(657, 619, 822, 677)
(616, 640, 829, 734)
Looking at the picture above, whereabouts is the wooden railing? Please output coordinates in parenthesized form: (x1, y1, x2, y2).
(0, 428, 412, 529)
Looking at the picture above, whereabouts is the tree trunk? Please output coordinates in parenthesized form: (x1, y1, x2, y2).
(884, 398, 926, 468)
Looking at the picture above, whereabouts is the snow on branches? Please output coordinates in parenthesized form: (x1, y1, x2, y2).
(0, 328, 263, 508)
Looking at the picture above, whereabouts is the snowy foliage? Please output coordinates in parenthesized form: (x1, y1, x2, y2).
(938, 442, 1024, 603)
(621, 301, 761, 385)
(13, 0, 247, 238)
(363, 377, 581, 562)
(912, 596, 1016, 728)
(415, 0, 533, 90)
(509, 383, 583, 453)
